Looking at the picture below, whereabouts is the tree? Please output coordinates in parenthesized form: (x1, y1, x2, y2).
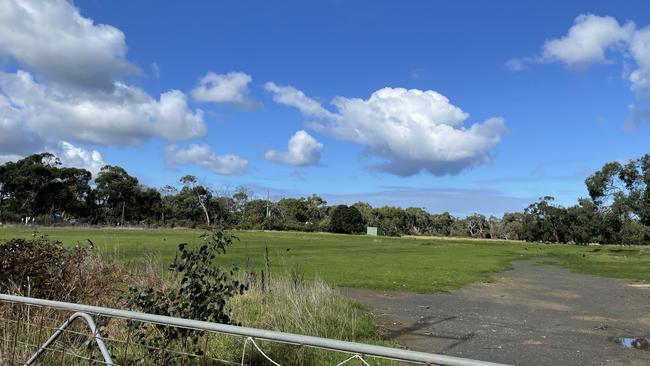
(180, 175, 212, 226)
(566, 199, 599, 244)
(231, 186, 252, 222)
(405, 207, 433, 235)
(329, 205, 364, 234)
(521, 196, 571, 243)
(134, 188, 162, 224)
(0, 154, 93, 223)
(586, 155, 650, 223)
(1, 153, 59, 219)
(431, 212, 454, 236)
(465, 213, 489, 238)
(305, 195, 327, 224)
(240, 199, 269, 229)
(159, 185, 178, 225)
(277, 198, 309, 225)
(494, 212, 525, 240)
(43, 166, 92, 221)
(352, 201, 376, 227)
(95, 165, 139, 224)
(374, 206, 409, 236)
(585, 155, 650, 243)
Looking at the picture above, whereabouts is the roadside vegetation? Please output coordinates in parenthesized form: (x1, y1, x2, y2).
(2, 153, 650, 244)
(0, 232, 386, 365)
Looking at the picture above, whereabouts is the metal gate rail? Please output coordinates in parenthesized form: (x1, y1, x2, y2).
(0, 294, 511, 366)
(25, 312, 114, 365)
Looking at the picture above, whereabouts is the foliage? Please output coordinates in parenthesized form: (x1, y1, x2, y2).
(4, 152, 650, 244)
(0, 235, 76, 298)
(329, 205, 365, 234)
(0, 234, 128, 304)
(95, 165, 141, 225)
(0, 153, 92, 223)
(124, 229, 247, 363)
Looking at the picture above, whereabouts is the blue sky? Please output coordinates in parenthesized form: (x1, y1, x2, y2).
(1, 0, 650, 216)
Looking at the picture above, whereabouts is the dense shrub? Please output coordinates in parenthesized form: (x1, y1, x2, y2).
(0, 236, 70, 298)
(0, 235, 135, 305)
(329, 205, 365, 234)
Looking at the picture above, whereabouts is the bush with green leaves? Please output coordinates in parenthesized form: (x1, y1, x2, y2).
(329, 205, 365, 234)
(123, 229, 247, 363)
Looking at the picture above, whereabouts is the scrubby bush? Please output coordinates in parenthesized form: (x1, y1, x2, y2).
(0, 235, 127, 303)
(124, 229, 247, 363)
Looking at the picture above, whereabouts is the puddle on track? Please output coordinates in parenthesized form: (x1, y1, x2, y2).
(611, 337, 650, 351)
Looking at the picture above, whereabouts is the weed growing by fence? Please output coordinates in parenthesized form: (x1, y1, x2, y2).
(123, 229, 247, 363)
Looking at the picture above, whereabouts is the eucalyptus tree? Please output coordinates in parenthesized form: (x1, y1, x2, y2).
(586, 155, 650, 223)
(95, 165, 139, 225)
(180, 175, 212, 226)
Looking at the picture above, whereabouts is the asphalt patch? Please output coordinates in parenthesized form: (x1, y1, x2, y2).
(341, 259, 650, 366)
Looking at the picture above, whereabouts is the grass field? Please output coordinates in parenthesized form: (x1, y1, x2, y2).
(1, 226, 649, 292)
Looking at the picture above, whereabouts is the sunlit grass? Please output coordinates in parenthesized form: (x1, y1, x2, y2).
(1, 227, 648, 292)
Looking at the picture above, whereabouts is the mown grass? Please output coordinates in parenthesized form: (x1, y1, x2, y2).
(1, 227, 649, 292)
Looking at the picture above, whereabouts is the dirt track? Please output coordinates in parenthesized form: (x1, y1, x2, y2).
(342, 259, 650, 366)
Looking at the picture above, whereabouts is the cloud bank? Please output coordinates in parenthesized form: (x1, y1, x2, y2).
(0, 0, 246, 175)
(0, 0, 137, 90)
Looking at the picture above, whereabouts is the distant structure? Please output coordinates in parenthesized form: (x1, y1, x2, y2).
(367, 226, 383, 236)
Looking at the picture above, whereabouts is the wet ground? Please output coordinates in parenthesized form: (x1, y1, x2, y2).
(341, 259, 650, 365)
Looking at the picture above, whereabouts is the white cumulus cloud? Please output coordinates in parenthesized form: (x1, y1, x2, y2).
(509, 12, 650, 131)
(266, 84, 506, 176)
(167, 144, 248, 175)
(510, 13, 650, 100)
(57, 141, 105, 176)
(0, 70, 206, 146)
(191, 71, 255, 108)
(0, 0, 137, 90)
(0, 140, 105, 177)
(629, 27, 650, 97)
(265, 130, 323, 166)
(540, 14, 633, 69)
(265, 82, 339, 120)
(0, 0, 244, 171)
(0, 92, 44, 155)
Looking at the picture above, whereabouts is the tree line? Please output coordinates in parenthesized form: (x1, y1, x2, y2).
(1, 152, 649, 244)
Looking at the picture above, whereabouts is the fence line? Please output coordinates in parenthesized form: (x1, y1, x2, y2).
(0, 294, 511, 366)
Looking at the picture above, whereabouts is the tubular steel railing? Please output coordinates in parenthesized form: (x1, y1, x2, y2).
(0, 294, 510, 366)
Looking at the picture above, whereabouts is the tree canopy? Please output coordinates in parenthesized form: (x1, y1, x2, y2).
(1, 152, 650, 244)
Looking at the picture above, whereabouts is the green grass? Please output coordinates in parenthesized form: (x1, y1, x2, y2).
(1, 226, 649, 292)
